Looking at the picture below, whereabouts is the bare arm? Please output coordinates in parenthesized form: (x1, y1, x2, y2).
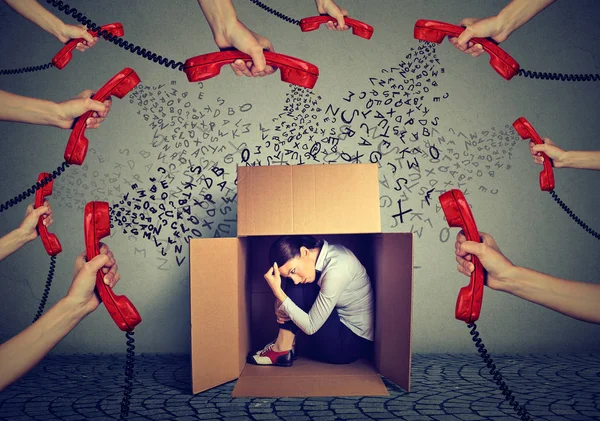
(451, 0, 558, 56)
(197, 0, 238, 44)
(0, 228, 35, 262)
(4, 0, 68, 40)
(500, 266, 600, 323)
(0, 202, 52, 262)
(0, 296, 90, 390)
(492, 0, 558, 41)
(530, 139, 600, 171)
(560, 151, 600, 170)
(0, 89, 110, 129)
(455, 232, 600, 324)
(196, 0, 275, 77)
(3, 0, 96, 48)
(0, 89, 63, 127)
(0, 246, 119, 391)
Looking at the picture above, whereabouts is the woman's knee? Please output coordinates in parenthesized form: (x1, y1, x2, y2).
(284, 282, 319, 310)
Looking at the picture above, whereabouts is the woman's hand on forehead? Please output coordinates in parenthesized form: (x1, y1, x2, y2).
(264, 262, 283, 292)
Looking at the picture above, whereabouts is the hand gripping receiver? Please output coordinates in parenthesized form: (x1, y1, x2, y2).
(84, 201, 141, 331)
(183, 51, 319, 89)
(34, 173, 62, 256)
(299, 16, 373, 39)
(512, 117, 555, 191)
(413, 19, 520, 80)
(52, 23, 124, 69)
(64, 68, 140, 165)
(439, 189, 484, 323)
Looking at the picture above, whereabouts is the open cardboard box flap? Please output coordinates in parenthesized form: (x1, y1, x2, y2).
(237, 164, 381, 235)
(190, 164, 413, 397)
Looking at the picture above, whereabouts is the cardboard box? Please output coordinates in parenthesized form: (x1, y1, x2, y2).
(190, 164, 413, 397)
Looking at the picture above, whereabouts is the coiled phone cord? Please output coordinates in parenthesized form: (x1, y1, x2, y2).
(119, 331, 136, 421)
(0, 62, 55, 76)
(31, 255, 57, 323)
(518, 69, 600, 82)
(246, 0, 600, 84)
(245, 0, 300, 25)
(549, 190, 600, 240)
(45, 0, 185, 71)
(0, 1, 185, 75)
(468, 323, 532, 421)
(0, 162, 70, 214)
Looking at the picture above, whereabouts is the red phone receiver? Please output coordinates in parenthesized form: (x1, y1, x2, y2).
(413, 19, 520, 81)
(183, 51, 319, 89)
(84, 201, 141, 331)
(52, 23, 124, 70)
(34, 173, 62, 256)
(64, 68, 140, 165)
(439, 189, 484, 323)
(299, 16, 374, 39)
(512, 117, 555, 191)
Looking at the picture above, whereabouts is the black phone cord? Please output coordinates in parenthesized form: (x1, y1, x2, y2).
(0, 62, 54, 76)
(119, 331, 136, 421)
(245, 0, 300, 25)
(468, 323, 532, 420)
(45, 0, 185, 71)
(550, 190, 599, 240)
(518, 68, 600, 82)
(0, 162, 70, 214)
(0, 1, 185, 75)
(32, 255, 57, 323)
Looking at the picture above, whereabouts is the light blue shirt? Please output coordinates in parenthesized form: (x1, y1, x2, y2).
(279, 240, 374, 341)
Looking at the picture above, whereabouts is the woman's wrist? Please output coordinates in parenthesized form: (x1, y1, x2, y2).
(15, 227, 36, 244)
(35, 8, 67, 42)
(53, 22, 71, 44)
(492, 264, 524, 294)
(554, 151, 600, 169)
(199, 1, 239, 48)
(52, 101, 74, 129)
(29, 98, 64, 128)
(490, 13, 514, 43)
(273, 287, 287, 304)
(61, 295, 95, 319)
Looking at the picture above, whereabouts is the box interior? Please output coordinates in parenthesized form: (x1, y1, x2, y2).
(190, 233, 413, 397)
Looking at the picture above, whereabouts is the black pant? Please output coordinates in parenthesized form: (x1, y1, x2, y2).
(280, 280, 373, 364)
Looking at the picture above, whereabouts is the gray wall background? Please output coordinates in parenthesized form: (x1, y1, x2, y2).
(0, 0, 599, 355)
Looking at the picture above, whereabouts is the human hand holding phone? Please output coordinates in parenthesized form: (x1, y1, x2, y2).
(414, 19, 520, 80)
(84, 201, 141, 330)
(64, 68, 140, 165)
(439, 189, 485, 323)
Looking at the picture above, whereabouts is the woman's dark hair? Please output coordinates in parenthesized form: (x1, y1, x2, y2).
(269, 235, 324, 267)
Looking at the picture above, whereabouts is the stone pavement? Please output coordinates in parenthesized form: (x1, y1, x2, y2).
(1, 353, 598, 420)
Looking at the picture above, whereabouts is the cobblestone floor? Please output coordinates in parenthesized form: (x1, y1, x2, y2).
(1, 353, 598, 420)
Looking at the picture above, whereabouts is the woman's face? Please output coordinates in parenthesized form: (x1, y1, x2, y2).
(277, 246, 317, 285)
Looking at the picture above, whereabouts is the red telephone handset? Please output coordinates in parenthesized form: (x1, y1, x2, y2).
(299, 16, 374, 39)
(64, 68, 140, 165)
(52, 23, 124, 70)
(439, 189, 485, 323)
(512, 117, 555, 191)
(183, 51, 319, 89)
(84, 201, 141, 331)
(413, 19, 520, 81)
(34, 173, 62, 256)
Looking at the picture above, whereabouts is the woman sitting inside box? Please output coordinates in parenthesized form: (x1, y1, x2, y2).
(248, 235, 374, 366)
